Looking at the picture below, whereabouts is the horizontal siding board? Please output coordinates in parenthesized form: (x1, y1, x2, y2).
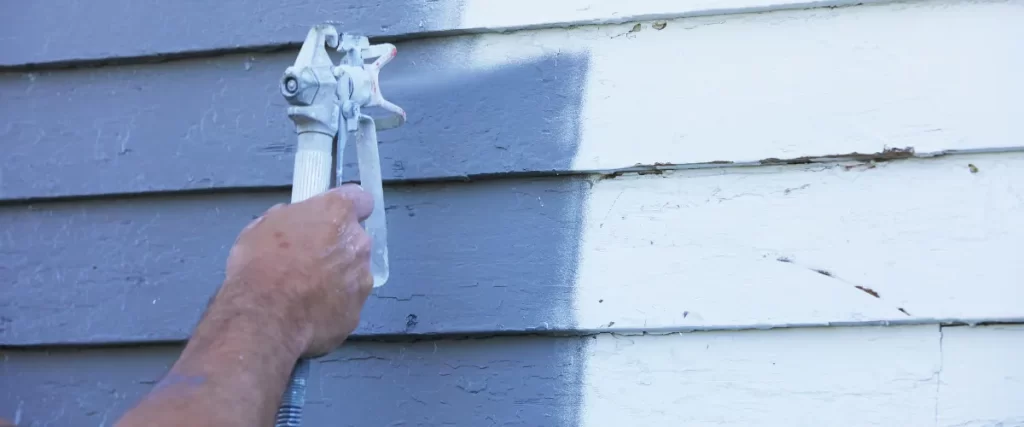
(3, 152, 1023, 345)
(4, 0, 1023, 201)
(580, 325, 941, 426)
(0, 0, 896, 67)
(0, 0, 462, 68)
(570, 151, 1024, 333)
(936, 325, 1024, 427)
(0, 177, 587, 346)
(0, 336, 585, 427)
(10, 325, 1020, 426)
(0, 45, 589, 201)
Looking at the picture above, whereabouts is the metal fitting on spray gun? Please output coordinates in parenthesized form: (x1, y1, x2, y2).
(276, 23, 406, 427)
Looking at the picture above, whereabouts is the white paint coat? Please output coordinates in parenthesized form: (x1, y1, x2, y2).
(450, 0, 886, 31)
(579, 325, 1024, 426)
(441, 0, 1024, 170)
(581, 325, 941, 426)
(570, 152, 1024, 331)
(466, 3, 1024, 425)
(936, 325, 1024, 427)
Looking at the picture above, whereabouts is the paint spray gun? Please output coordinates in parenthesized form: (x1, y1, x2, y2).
(274, 23, 406, 427)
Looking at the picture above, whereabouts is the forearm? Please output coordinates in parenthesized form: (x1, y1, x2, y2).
(116, 280, 309, 427)
(116, 184, 373, 426)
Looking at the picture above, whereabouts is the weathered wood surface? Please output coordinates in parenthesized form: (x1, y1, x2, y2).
(3, 0, 1021, 201)
(1, 0, 897, 67)
(4, 152, 1022, 346)
(3, 325, 1022, 426)
(3, 1, 1022, 426)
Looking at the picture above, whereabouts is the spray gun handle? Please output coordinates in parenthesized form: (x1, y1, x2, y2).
(280, 24, 342, 204)
(277, 24, 343, 427)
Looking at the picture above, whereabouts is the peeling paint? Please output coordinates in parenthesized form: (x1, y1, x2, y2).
(855, 286, 881, 298)
(759, 146, 916, 166)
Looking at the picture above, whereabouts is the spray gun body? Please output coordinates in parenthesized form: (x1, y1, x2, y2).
(281, 25, 405, 288)
(275, 24, 406, 427)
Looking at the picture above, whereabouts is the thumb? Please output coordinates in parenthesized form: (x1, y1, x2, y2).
(328, 183, 374, 221)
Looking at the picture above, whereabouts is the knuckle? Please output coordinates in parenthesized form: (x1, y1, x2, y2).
(360, 268, 374, 291)
(327, 199, 355, 222)
(241, 215, 265, 232)
(355, 232, 373, 255)
(326, 190, 353, 208)
(261, 203, 288, 218)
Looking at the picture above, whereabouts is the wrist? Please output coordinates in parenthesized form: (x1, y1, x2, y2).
(131, 279, 313, 427)
(194, 276, 313, 360)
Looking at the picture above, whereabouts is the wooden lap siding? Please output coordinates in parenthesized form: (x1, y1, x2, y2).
(2, 0, 1023, 426)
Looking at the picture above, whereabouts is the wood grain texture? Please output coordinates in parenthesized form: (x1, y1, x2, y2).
(936, 325, 1024, 427)
(4, 0, 1022, 201)
(1, 0, 893, 67)
(4, 152, 1022, 345)
(6, 325, 1020, 426)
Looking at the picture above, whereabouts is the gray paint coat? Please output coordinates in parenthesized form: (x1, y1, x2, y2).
(0, 3, 591, 425)
(0, 0, 468, 67)
(1, 178, 591, 345)
(0, 337, 585, 426)
(0, 47, 589, 201)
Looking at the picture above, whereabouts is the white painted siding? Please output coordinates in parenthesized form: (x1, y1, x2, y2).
(445, 0, 1024, 171)
(484, 1, 1024, 425)
(581, 325, 941, 426)
(937, 325, 1024, 427)
(449, 0, 892, 31)
(571, 152, 1024, 332)
(580, 325, 1024, 426)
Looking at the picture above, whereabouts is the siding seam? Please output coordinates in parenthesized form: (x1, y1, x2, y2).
(0, 0, 914, 71)
(4, 147, 1024, 205)
(6, 320, 1024, 349)
(934, 325, 945, 427)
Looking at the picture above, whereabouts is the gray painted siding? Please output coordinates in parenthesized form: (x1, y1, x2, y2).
(0, 337, 585, 426)
(0, 0, 466, 67)
(1, 178, 589, 346)
(0, 45, 589, 201)
(1, 10, 592, 348)
(1, 1, 590, 424)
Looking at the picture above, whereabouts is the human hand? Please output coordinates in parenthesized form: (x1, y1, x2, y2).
(218, 183, 375, 357)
